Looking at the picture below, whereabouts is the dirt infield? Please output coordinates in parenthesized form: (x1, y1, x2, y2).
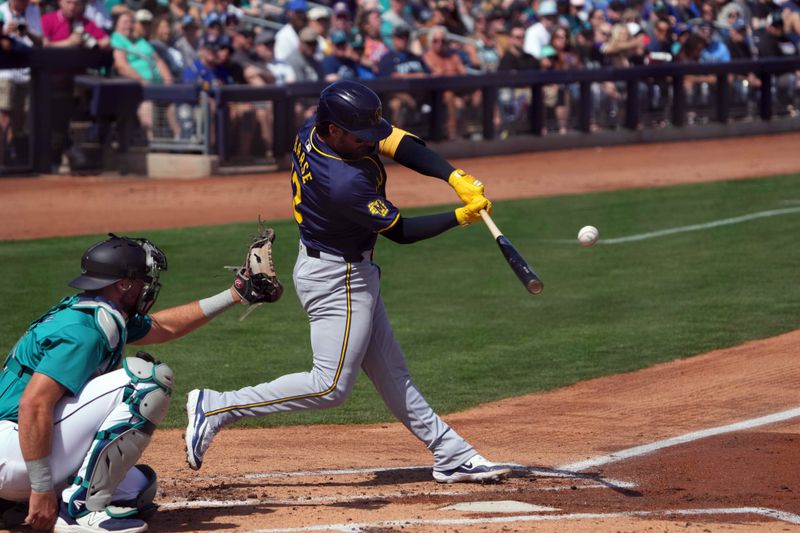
(2, 133, 799, 532)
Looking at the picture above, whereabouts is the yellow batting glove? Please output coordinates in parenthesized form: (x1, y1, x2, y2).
(448, 169, 485, 205)
(455, 195, 492, 226)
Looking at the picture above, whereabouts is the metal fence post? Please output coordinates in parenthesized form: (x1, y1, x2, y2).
(759, 72, 772, 121)
(671, 74, 686, 127)
(716, 73, 729, 124)
(625, 79, 640, 130)
(530, 84, 543, 136)
(215, 86, 230, 161)
(430, 89, 446, 141)
(579, 81, 592, 133)
(481, 86, 496, 140)
(30, 70, 52, 173)
(201, 91, 211, 155)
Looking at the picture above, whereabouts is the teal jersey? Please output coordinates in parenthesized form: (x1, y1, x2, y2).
(0, 295, 152, 422)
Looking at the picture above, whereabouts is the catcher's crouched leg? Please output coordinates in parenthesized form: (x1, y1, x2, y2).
(63, 355, 174, 519)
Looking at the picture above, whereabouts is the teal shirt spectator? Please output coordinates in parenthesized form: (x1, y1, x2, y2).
(111, 31, 164, 83)
(0, 295, 152, 422)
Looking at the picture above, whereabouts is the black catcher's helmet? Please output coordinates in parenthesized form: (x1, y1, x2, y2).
(316, 80, 392, 142)
(69, 234, 168, 315)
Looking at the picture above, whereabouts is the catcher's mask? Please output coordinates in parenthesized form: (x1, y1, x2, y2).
(69, 234, 168, 315)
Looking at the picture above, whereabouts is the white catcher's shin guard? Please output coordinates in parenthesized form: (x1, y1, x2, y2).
(64, 357, 174, 519)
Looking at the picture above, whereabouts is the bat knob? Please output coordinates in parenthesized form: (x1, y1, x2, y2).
(527, 279, 544, 295)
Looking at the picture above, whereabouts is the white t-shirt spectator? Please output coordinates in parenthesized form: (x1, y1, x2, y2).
(523, 22, 551, 58)
(274, 23, 299, 61)
(266, 59, 296, 84)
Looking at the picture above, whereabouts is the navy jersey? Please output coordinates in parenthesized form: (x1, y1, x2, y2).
(290, 117, 403, 258)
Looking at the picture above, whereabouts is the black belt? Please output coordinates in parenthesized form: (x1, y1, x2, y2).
(305, 245, 366, 263)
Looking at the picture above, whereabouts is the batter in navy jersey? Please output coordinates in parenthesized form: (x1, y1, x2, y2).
(186, 80, 512, 483)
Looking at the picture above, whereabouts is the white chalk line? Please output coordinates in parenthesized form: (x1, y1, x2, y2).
(232, 507, 800, 532)
(601, 206, 800, 244)
(160, 482, 610, 511)
(560, 405, 800, 472)
(553, 206, 800, 245)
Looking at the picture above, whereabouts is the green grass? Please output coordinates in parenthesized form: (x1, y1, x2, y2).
(2, 174, 799, 428)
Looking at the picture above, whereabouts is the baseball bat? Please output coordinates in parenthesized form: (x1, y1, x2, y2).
(479, 210, 543, 295)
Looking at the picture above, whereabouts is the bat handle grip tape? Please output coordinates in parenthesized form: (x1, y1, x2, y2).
(479, 209, 503, 240)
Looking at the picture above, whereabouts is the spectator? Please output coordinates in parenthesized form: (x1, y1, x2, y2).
(604, 22, 645, 67)
(203, 10, 223, 40)
(378, 23, 430, 127)
(539, 44, 570, 133)
(381, 0, 416, 41)
(725, 18, 752, 59)
(1, 0, 42, 47)
(524, 0, 558, 58)
(251, 28, 295, 156)
(229, 25, 274, 85)
(0, 0, 41, 165)
(566, 0, 587, 36)
(331, 1, 354, 35)
(648, 17, 673, 55)
(469, 9, 503, 73)
(274, 0, 307, 61)
(308, 5, 331, 57)
(588, 7, 606, 32)
(322, 29, 360, 81)
(423, 24, 478, 139)
(174, 14, 201, 69)
(696, 21, 730, 62)
(42, 0, 110, 171)
(254, 28, 295, 85)
(42, 0, 109, 48)
(182, 33, 234, 88)
(674, 0, 701, 23)
(285, 25, 324, 81)
(757, 10, 798, 57)
(111, 10, 178, 139)
(498, 23, 539, 132)
(359, 6, 389, 70)
(606, 0, 626, 24)
(168, 0, 202, 31)
(350, 33, 379, 79)
(150, 14, 185, 79)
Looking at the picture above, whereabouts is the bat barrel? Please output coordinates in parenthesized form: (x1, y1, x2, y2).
(527, 279, 544, 295)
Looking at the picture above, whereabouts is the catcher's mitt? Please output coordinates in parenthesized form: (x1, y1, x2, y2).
(233, 223, 283, 306)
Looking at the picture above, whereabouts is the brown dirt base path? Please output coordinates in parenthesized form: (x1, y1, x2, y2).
(2, 133, 800, 532)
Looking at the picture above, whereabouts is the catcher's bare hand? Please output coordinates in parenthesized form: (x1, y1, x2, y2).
(232, 225, 283, 304)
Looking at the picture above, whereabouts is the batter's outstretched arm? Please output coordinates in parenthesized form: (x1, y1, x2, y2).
(380, 129, 487, 206)
(381, 212, 459, 244)
(381, 130, 454, 179)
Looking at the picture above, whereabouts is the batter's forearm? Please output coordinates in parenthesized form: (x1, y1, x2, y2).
(381, 212, 458, 244)
(390, 135, 455, 180)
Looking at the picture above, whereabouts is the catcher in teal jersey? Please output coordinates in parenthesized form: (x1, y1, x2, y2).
(0, 232, 280, 532)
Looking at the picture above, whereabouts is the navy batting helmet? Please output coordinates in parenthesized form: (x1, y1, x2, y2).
(316, 80, 392, 142)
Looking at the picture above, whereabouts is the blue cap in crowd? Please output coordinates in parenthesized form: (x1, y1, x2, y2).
(204, 12, 222, 27)
(731, 18, 746, 31)
(330, 29, 349, 45)
(286, 0, 308, 12)
(181, 14, 198, 28)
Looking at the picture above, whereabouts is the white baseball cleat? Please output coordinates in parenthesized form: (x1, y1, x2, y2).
(432, 454, 512, 484)
(54, 502, 147, 533)
(184, 389, 217, 470)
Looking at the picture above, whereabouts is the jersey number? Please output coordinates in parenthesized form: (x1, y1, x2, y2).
(291, 169, 303, 224)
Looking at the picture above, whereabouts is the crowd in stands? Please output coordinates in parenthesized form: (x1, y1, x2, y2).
(2, 0, 800, 163)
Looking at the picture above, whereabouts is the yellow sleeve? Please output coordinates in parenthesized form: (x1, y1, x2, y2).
(378, 126, 421, 159)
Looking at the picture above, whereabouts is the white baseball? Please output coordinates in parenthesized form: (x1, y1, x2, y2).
(578, 225, 599, 247)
